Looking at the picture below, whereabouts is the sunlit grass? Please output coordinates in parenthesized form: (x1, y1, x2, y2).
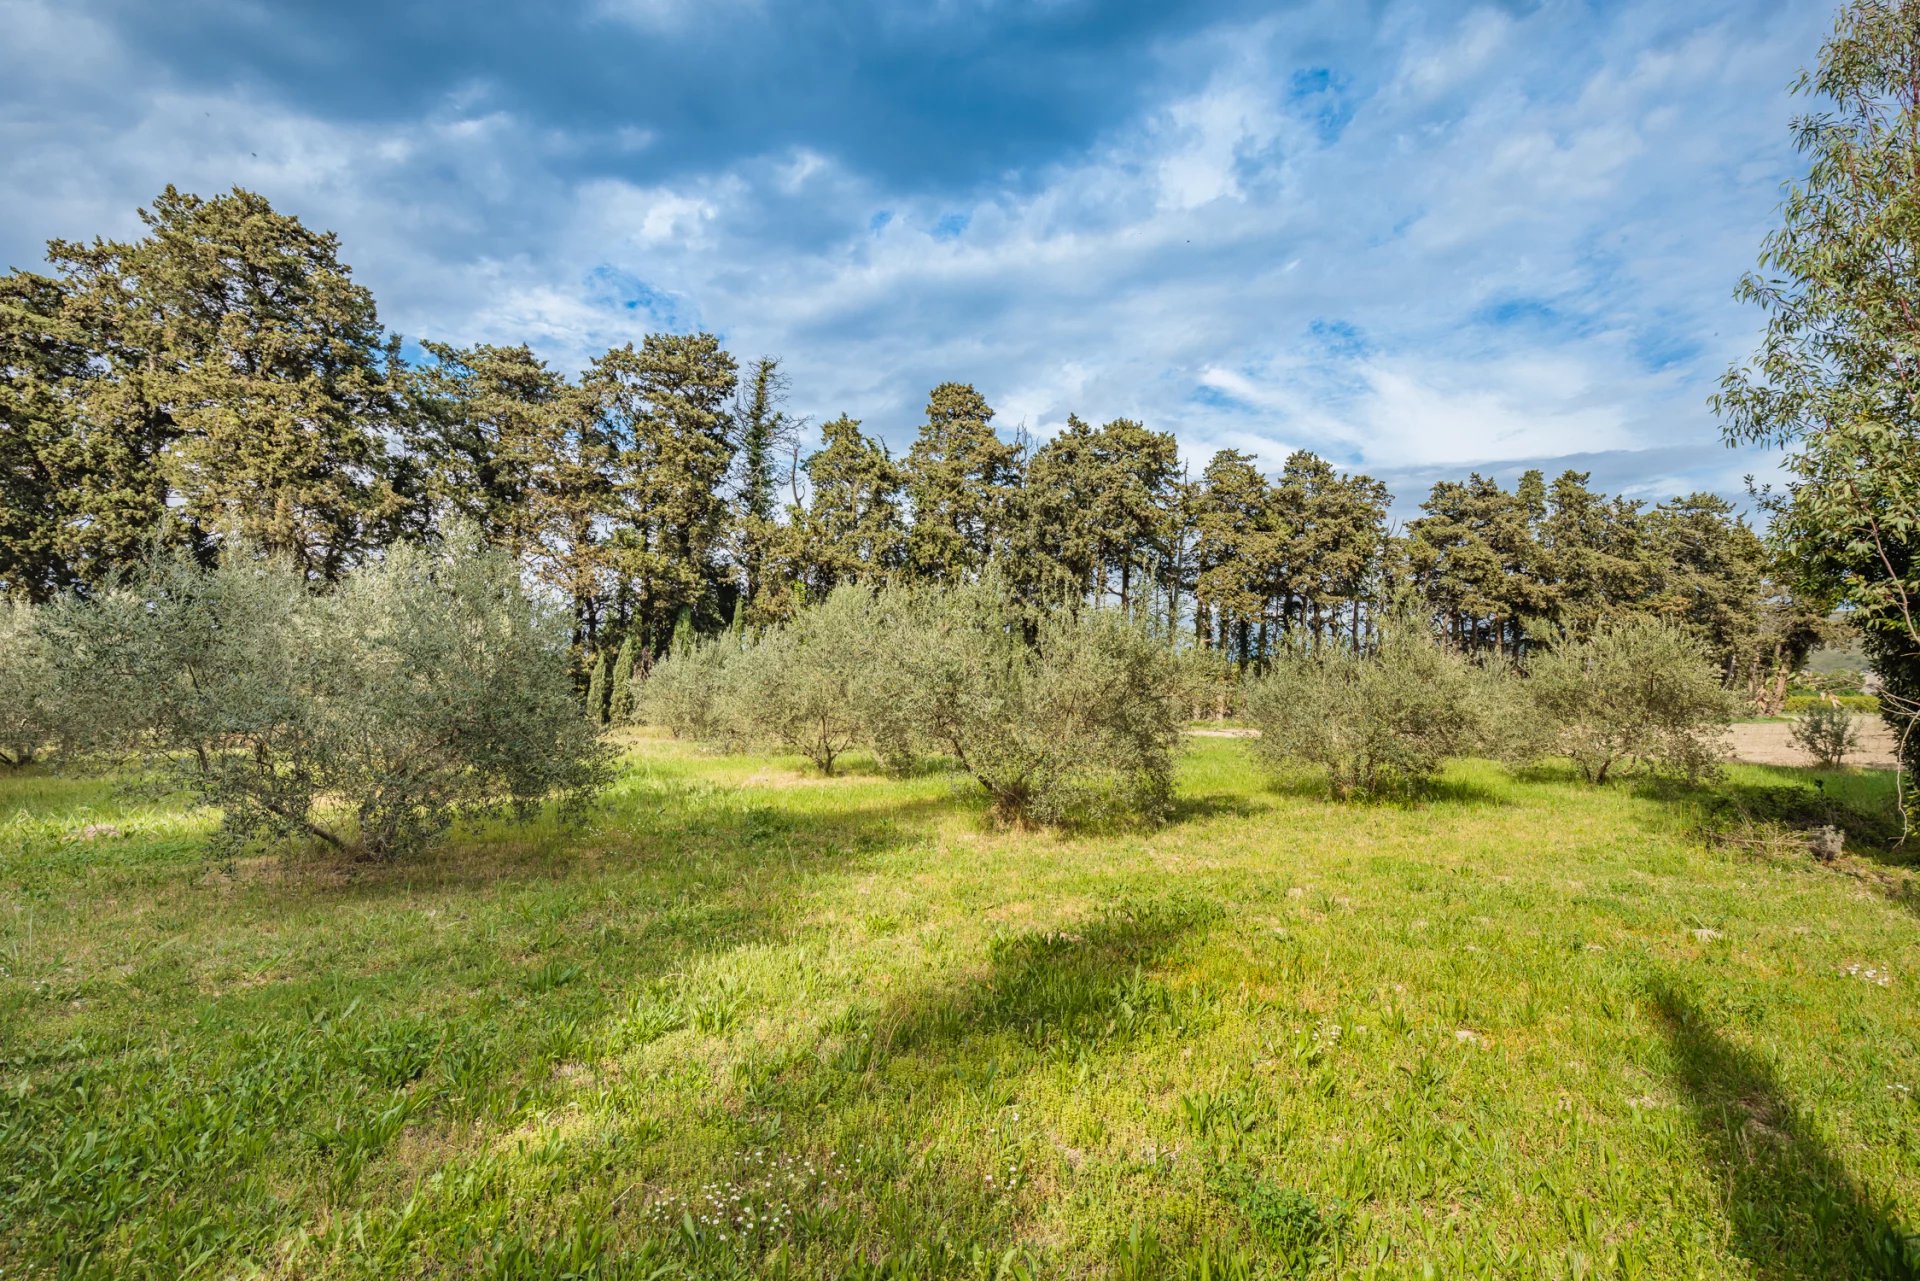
(1, 734, 1915, 1278)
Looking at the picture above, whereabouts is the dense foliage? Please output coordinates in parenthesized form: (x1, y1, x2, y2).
(1243, 624, 1493, 799)
(1525, 620, 1738, 785)
(644, 583, 1186, 827)
(29, 534, 609, 858)
(1716, 0, 1920, 776)
(0, 601, 55, 768)
(0, 189, 1827, 719)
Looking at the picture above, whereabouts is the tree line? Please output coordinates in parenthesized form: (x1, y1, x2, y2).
(1, 186, 1823, 706)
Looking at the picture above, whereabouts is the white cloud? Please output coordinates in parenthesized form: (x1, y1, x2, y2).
(0, 0, 1829, 505)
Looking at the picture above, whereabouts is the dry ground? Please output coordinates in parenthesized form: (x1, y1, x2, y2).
(1727, 715, 1899, 769)
(1189, 718, 1903, 770)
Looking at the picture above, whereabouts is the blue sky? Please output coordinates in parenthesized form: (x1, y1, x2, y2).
(0, 0, 1827, 512)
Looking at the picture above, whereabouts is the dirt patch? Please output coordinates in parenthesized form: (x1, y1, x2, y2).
(1726, 716, 1898, 770)
(1188, 719, 1901, 769)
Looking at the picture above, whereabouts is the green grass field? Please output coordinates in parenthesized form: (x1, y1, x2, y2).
(2, 735, 1917, 1279)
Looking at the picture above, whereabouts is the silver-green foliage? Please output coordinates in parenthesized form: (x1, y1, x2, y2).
(654, 581, 1186, 826)
(901, 585, 1186, 826)
(1525, 617, 1737, 784)
(727, 584, 880, 775)
(0, 600, 57, 767)
(1790, 703, 1861, 768)
(639, 636, 741, 743)
(1243, 625, 1487, 799)
(36, 532, 609, 858)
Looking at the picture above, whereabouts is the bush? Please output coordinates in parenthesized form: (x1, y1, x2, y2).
(639, 636, 743, 743)
(1782, 693, 1880, 715)
(37, 532, 610, 859)
(0, 601, 57, 768)
(1525, 618, 1737, 784)
(1789, 704, 1862, 768)
(904, 586, 1186, 826)
(1243, 624, 1487, 799)
(728, 584, 879, 774)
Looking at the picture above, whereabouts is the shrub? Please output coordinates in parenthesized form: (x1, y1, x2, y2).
(1525, 618, 1737, 784)
(845, 586, 932, 775)
(905, 587, 1185, 826)
(1789, 704, 1862, 768)
(37, 532, 610, 859)
(639, 636, 741, 742)
(0, 601, 57, 768)
(1783, 693, 1880, 715)
(1243, 624, 1486, 799)
(728, 584, 879, 774)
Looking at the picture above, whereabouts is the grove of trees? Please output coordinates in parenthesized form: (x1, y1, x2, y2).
(1, 188, 1831, 719)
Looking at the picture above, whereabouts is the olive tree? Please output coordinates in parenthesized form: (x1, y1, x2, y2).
(0, 601, 56, 768)
(1525, 618, 1737, 784)
(728, 584, 878, 774)
(903, 586, 1185, 826)
(639, 636, 742, 742)
(1243, 623, 1486, 799)
(38, 532, 610, 859)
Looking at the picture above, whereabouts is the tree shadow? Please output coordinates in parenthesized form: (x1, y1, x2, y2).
(1166, 790, 1268, 823)
(1256, 770, 1511, 810)
(880, 896, 1205, 1057)
(1646, 973, 1920, 1279)
(1649, 768, 1919, 920)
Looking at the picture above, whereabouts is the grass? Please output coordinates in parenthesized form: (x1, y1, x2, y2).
(1, 732, 1917, 1279)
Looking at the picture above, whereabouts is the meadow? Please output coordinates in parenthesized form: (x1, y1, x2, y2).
(1, 734, 1916, 1279)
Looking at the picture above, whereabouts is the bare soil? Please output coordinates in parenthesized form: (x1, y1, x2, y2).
(1726, 716, 1899, 770)
(1187, 718, 1902, 770)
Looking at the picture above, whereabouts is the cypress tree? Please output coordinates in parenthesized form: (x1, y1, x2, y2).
(609, 636, 636, 724)
(670, 606, 695, 656)
(585, 649, 609, 726)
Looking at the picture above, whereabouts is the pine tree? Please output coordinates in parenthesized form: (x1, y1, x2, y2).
(587, 335, 738, 645)
(1191, 450, 1275, 662)
(0, 270, 93, 602)
(48, 186, 405, 581)
(411, 342, 614, 649)
(790, 414, 907, 599)
(902, 383, 1022, 583)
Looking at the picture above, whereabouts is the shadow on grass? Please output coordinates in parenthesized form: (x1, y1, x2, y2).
(1257, 768, 1511, 810)
(1647, 974, 1920, 1280)
(0, 761, 971, 1280)
(1647, 767, 1920, 920)
(883, 896, 1207, 1056)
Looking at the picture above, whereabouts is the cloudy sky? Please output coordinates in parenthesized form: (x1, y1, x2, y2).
(1, 0, 1826, 511)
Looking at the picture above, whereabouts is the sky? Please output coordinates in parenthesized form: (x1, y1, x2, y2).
(0, 0, 1830, 514)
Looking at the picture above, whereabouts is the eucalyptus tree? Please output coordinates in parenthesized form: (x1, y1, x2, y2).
(1714, 0, 1920, 777)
